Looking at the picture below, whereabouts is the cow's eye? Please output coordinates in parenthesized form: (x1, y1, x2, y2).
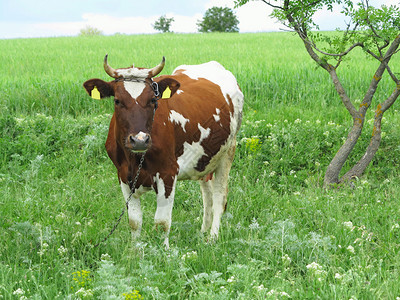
(114, 99, 120, 105)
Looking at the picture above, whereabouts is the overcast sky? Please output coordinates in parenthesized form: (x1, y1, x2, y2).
(0, 0, 398, 39)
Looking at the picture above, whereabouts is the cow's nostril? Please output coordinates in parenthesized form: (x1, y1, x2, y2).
(144, 134, 150, 144)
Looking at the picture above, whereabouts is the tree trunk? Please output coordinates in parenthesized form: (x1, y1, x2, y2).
(323, 35, 400, 187)
(324, 120, 363, 185)
(340, 86, 400, 183)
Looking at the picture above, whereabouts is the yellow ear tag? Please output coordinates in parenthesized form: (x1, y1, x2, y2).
(162, 86, 171, 99)
(91, 86, 101, 100)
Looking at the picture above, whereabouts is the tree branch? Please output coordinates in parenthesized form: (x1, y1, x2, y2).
(311, 42, 364, 57)
(260, 0, 283, 10)
(383, 62, 399, 84)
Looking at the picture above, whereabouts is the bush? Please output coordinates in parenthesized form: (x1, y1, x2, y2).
(79, 26, 103, 36)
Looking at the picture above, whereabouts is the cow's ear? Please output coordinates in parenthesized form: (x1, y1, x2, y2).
(157, 77, 180, 99)
(83, 79, 114, 99)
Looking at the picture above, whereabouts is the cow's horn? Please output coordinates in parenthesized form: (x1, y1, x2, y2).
(149, 56, 165, 77)
(103, 54, 119, 78)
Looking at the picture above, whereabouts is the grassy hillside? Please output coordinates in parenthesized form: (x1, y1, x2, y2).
(1, 32, 400, 299)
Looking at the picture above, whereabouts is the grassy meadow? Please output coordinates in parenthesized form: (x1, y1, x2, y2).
(1, 32, 400, 299)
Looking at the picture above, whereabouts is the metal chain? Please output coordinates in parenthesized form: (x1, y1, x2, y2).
(93, 152, 146, 248)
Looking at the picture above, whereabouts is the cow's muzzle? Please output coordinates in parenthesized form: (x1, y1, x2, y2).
(126, 132, 151, 152)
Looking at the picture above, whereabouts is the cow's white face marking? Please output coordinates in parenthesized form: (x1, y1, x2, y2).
(177, 124, 211, 179)
(123, 81, 147, 101)
(169, 110, 189, 132)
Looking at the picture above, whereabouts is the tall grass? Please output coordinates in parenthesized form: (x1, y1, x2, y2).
(1, 32, 400, 299)
(1, 33, 398, 119)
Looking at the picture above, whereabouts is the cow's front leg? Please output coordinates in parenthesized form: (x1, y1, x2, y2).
(154, 174, 177, 248)
(120, 181, 142, 239)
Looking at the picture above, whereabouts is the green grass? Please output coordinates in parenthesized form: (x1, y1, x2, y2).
(1, 32, 400, 299)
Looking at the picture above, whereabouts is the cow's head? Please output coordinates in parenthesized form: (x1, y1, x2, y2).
(83, 55, 180, 153)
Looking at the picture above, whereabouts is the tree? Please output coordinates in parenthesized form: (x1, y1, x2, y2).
(235, 0, 400, 187)
(153, 15, 175, 33)
(197, 6, 239, 33)
(79, 25, 103, 36)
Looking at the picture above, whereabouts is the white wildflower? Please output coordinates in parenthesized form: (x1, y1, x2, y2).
(335, 273, 343, 280)
(13, 288, 25, 296)
(253, 284, 266, 291)
(343, 221, 355, 230)
(316, 119, 321, 124)
(306, 262, 327, 281)
(289, 170, 296, 175)
(58, 245, 68, 256)
(55, 212, 66, 222)
(347, 245, 355, 254)
(100, 253, 112, 261)
(294, 118, 301, 124)
(227, 276, 236, 283)
(181, 251, 198, 261)
(269, 171, 276, 177)
(75, 288, 93, 298)
(37, 242, 49, 256)
(280, 291, 291, 297)
(306, 262, 322, 271)
(392, 223, 400, 230)
(282, 254, 292, 265)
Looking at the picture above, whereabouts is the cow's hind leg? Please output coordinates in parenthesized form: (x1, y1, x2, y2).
(121, 181, 142, 240)
(210, 144, 235, 238)
(199, 179, 213, 233)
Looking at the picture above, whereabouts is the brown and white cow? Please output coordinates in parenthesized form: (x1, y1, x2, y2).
(83, 55, 243, 247)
